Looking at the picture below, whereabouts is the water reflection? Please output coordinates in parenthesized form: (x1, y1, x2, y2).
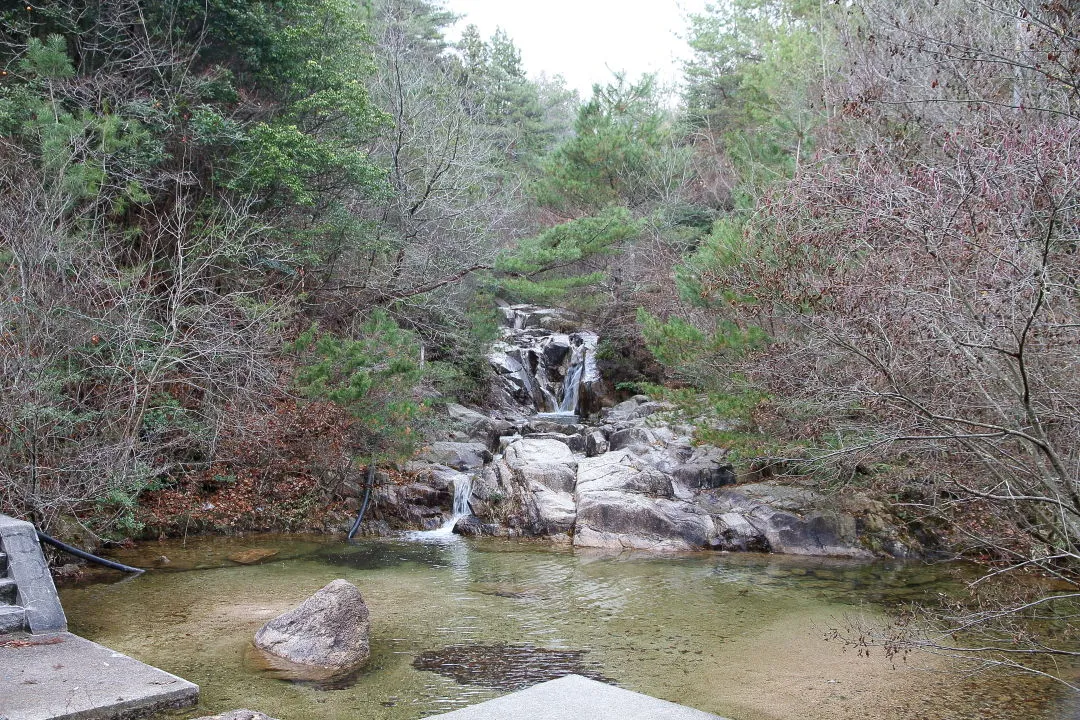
(57, 534, 1075, 720)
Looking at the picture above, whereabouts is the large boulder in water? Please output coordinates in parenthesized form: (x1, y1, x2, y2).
(254, 579, 371, 669)
(574, 492, 716, 551)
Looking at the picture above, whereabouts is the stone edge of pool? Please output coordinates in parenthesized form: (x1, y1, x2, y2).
(0, 513, 199, 720)
(420, 674, 730, 720)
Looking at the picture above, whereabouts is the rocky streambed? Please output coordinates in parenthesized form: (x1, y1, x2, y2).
(367, 305, 931, 560)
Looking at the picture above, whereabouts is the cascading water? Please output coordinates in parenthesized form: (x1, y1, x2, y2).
(557, 344, 586, 414)
(450, 473, 472, 519)
(406, 471, 473, 542)
(488, 304, 610, 419)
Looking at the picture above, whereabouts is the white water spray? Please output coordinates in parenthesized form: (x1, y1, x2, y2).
(558, 344, 586, 414)
(406, 471, 473, 542)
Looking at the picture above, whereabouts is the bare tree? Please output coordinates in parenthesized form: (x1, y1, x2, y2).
(688, 0, 1080, 686)
(0, 138, 284, 533)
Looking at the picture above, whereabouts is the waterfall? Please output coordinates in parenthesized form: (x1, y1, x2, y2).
(489, 305, 607, 418)
(406, 471, 473, 542)
(451, 473, 472, 518)
(558, 344, 586, 414)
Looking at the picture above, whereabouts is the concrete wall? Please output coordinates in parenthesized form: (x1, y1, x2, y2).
(0, 514, 67, 634)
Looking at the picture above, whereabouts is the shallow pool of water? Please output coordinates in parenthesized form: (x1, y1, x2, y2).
(59, 535, 1077, 720)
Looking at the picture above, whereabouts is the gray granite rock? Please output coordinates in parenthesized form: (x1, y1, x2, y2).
(254, 579, 370, 669)
(503, 438, 577, 469)
(416, 442, 492, 471)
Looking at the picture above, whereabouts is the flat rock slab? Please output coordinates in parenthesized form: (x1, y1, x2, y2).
(421, 674, 728, 720)
(0, 632, 198, 720)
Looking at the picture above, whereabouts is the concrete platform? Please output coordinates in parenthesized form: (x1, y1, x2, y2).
(423, 675, 729, 720)
(0, 632, 199, 720)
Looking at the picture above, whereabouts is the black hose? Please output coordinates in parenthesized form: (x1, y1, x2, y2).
(347, 460, 377, 540)
(36, 530, 145, 574)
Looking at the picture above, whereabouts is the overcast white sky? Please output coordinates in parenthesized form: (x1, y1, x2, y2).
(443, 1, 709, 98)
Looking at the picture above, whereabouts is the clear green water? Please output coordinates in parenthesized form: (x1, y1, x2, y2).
(58, 535, 1077, 720)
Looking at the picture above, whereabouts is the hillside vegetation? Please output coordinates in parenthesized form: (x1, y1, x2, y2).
(1, 0, 1078, 688)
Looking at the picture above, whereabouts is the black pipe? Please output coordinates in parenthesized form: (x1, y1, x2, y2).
(347, 460, 377, 540)
(36, 530, 145, 574)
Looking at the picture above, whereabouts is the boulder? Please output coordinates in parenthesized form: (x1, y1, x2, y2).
(524, 432, 588, 454)
(517, 463, 578, 494)
(713, 513, 769, 552)
(585, 431, 609, 457)
(700, 486, 872, 558)
(416, 442, 492, 471)
(446, 403, 515, 451)
(573, 492, 715, 551)
(542, 335, 572, 365)
(254, 579, 371, 669)
(453, 515, 498, 537)
(750, 508, 870, 558)
(523, 419, 585, 436)
(601, 398, 641, 424)
(669, 446, 736, 490)
(626, 401, 675, 422)
(570, 451, 712, 551)
(608, 427, 657, 452)
(512, 461, 579, 536)
(576, 452, 674, 498)
(637, 443, 735, 491)
(488, 347, 524, 375)
(399, 482, 446, 506)
(503, 438, 577, 469)
(522, 484, 577, 536)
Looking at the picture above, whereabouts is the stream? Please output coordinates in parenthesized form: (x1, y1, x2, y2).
(60, 535, 1077, 720)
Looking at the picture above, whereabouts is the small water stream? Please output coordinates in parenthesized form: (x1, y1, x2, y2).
(407, 474, 474, 542)
(59, 536, 1077, 720)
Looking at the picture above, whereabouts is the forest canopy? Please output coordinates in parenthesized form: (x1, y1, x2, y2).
(1, 0, 1078, 688)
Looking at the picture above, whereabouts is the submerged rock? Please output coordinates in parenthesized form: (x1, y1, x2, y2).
(193, 712, 281, 720)
(228, 548, 279, 565)
(412, 642, 611, 691)
(254, 579, 370, 669)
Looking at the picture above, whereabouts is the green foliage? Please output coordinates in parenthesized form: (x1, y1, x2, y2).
(494, 206, 640, 305)
(675, 217, 764, 306)
(453, 25, 557, 164)
(19, 34, 73, 80)
(231, 122, 383, 206)
(637, 308, 767, 374)
(289, 312, 428, 461)
(536, 73, 678, 212)
(618, 380, 778, 458)
(684, 0, 831, 198)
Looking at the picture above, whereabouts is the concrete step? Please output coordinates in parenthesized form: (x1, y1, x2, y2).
(1, 632, 199, 719)
(0, 604, 25, 633)
(0, 576, 17, 604)
(422, 675, 729, 720)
